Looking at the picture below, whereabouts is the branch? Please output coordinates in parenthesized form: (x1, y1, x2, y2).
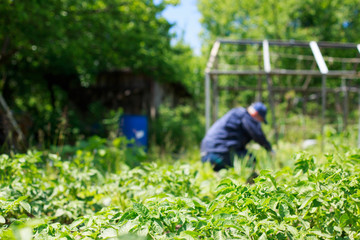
(0, 36, 17, 65)
(0, 49, 18, 65)
(0, 93, 26, 143)
(1, 36, 10, 56)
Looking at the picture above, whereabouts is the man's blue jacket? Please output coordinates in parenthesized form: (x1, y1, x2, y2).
(201, 107, 272, 153)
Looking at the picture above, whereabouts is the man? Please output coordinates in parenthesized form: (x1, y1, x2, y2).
(201, 102, 273, 171)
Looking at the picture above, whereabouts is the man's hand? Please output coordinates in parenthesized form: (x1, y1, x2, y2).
(270, 150, 276, 158)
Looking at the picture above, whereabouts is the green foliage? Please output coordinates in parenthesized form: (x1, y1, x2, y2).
(0, 0, 177, 78)
(294, 152, 315, 173)
(169, 42, 206, 99)
(198, 0, 360, 42)
(1, 0, 201, 148)
(150, 104, 205, 153)
(1, 137, 360, 239)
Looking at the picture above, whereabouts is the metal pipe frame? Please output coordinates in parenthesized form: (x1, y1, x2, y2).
(204, 39, 360, 142)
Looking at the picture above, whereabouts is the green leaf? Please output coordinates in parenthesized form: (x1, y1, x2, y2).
(119, 211, 138, 222)
(339, 213, 349, 228)
(299, 195, 319, 210)
(216, 186, 236, 196)
(151, 219, 163, 234)
(17, 196, 28, 202)
(119, 220, 139, 235)
(294, 154, 315, 173)
(99, 228, 117, 239)
(0, 215, 5, 224)
(20, 201, 31, 213)
(207, 200, 219, 214)
(180, 197, 196, 209)
(214, 230, 226, 240)
(279, 202, 289, 219)
(133, 203, 150, 218)
(283, 215, 298, 221)
(55, 209, 65, 217)
(217, 178, 236, 188)
(179, 229, 203, 240)
(259, 233, 268, 240)
(70, 218, 84, 229)
(262, 171, 277, 188)
(286, 225, 298, 236)
(348, 154, 360, 163)
(182, 230, 201, 237)
(310, 230, 333, 239)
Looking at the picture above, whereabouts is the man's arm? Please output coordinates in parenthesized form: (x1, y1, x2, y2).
(242, 117, 272, 151)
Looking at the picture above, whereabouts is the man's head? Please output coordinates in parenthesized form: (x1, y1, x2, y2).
(248, 102, 268, 124)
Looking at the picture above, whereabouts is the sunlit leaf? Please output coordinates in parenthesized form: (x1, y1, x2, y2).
(20, 201, 31, 213)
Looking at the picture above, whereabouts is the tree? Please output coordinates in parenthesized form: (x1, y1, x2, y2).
(198, 0, 360, 43)
(1, 0, 198, 146)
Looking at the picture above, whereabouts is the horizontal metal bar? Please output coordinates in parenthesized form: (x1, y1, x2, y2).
(217, 39, 359, 48)
(218, 39, 308, 46)
(218, 86, 360, 93)
(326, 70, 360, 76)
(209, 69, 360, 77)
(218, 39, 263, 45)
(325, 56, 360, 63)
(217, 52, 360, 63)
(317, 42, 359, 48)
(210, 70, 266, 75)
(269, 40, 309, 47)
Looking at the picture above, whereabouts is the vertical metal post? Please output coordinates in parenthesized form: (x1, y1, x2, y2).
(342, 78, 348, 130)
(212, 75, 219, 123)
(357, 44, 360, 148)
(263, 40, 278, 142)
(266, 76, 278, 141)
(205, 73, 211, 131)
(212, 56, 220, 123)
(310, 41, 328, 151)
(205, 41, 221, 131)
(358, 88, 360, 148)
(256, 45, 263, 102)
(341, 61, 348, 130)
(321, 75, 327, 151)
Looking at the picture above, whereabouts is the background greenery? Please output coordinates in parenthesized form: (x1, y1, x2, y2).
(1, 0, 360, 153)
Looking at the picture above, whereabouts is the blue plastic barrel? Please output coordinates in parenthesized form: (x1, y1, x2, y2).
(119, 115, 148, 148)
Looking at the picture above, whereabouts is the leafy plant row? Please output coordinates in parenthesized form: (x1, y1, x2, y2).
(1, 138, 360, 239)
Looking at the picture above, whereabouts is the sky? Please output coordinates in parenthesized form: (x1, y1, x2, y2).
(157, 0, 202, 55)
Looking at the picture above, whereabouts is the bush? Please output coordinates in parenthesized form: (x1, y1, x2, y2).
(150, 104, 205, 153)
